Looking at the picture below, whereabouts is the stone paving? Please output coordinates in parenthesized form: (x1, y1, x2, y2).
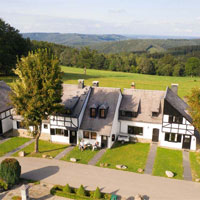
(3, 138, 35, 157)
(144, 143, 158, 175)
(0, 182, 69, 200)
(88, 148, 106, 165)
(54, 146, 74, 160)
(183, 150, 193, 181)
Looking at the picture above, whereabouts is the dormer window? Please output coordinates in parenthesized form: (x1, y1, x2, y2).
(152, 112, 159, 117)
(90, 103, 98, 118)
(99, 103, 109, 118)
(66, 108, 71, 115)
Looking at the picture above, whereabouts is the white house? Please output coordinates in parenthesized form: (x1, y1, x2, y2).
(118, 83, 198, 150)
(79, 84, 122, 148)
(0, 81, 13, 135)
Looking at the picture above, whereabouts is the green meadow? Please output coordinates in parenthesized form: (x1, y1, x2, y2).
(2, 66, 200, 98)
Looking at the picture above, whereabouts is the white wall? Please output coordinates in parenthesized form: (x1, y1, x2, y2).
(119, 120, 162, 141)
(78, 88, 91, 127)
(51, 135, 69, 144)
(41, 123, 50, 134)
(2, 116, 13, 133)
(109, 91, 122, 148)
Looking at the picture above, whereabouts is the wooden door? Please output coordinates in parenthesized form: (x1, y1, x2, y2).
(182, 135, 191, 149)
(101, 136, 108, 148)
(152, 128, 159, 142)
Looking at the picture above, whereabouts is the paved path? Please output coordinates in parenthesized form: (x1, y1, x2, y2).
(54, 146, 74, 160)
(3, 139, 35, 157)
(144, 143, 158, 174)
(183, 150, 193, 181)
(88, 149, 106, 165)
(0, 137, 10, 145)
(1, 157, 200, 200)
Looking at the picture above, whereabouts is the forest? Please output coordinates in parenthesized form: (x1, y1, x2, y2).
(1, 18, 200, 77)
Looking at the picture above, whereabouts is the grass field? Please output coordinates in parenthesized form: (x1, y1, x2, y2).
(2, 66, 200, 98)
(190, 152, 200, 181)
(13, 140, 68, 158)
(96, 142, 150, 173)
(153, 147, 183, 179)
(0, 137, 31, 157)
(61, 146, 99, 164)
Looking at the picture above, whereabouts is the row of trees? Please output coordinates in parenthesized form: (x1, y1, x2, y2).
(59, 47, 200, 77)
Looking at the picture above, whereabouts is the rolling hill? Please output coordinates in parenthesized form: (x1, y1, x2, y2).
(22, 33, 128, 47)
(89, 39, 200, 53)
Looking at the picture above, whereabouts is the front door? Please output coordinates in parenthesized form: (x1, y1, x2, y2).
(152, 128, 159, 142)
(70, 131, 77, 144)
(182, 135, 191, 149)
(101, 136, 108, 148)
(0, 120, 2, 135)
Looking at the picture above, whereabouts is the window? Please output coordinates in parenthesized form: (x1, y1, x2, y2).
(100, 109, 105, 118)
(120, 111, 137, 118)
(165, 132, 182, 143)
(91, 132, 97, 139)
(66, 109, 71, 115)
(152, 112, 159, 117)
(83, 131, 90, 139)
(50, 128, 68, 137)
(83, 131, 97, 140)
(90, 108, 96, 118)
(168, 116, 183, 124)
(43, 124, 48, 129)
(17, 121, 25, 129)
(128, 126, 143, 135)
(112, 134, 115, 141)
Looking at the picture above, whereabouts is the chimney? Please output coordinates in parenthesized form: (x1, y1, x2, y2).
(92, 81, 99, 87)
(131, 82, 135, 89)
(78, 79, 84, 89)
(171, 83, 178, 95)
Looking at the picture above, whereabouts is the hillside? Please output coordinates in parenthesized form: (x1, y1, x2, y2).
(89, 39, 200, 53)
(22, 33, 128, 47)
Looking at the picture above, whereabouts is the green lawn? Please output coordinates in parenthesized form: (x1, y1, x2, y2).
(0, 137, 31, 157)
(61, 146, 99, 164)
(190, 152, 200, 181)
(3, 66, 200, 98)
(96, 142, 150, 173)
(13, 140, 68, 158)
(153, 147, 183, 179)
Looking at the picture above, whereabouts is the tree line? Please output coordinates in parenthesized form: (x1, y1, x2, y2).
(1, 18, 200, 77)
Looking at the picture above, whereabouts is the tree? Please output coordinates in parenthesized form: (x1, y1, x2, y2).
(187, 88, 200, 132)
(185, 57, 200, 76)
(10, 49, 63, 153)
(0, 18, 31, 75)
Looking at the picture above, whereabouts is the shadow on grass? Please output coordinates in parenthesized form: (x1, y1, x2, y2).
(63, 72, 100, 81)
(25, 146, 67, 157)
(22, 166, 59, 181)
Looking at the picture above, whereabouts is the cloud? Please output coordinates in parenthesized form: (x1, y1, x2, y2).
(108, 9, 126, 14)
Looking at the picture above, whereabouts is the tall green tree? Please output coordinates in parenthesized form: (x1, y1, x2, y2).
(185, 57, 200, 76)
(10, 49, 63, 152)
(187, 88, 200, 133)
(0, 18, 31, 75)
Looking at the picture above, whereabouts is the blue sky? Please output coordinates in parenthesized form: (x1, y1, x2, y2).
(1, 0, 200, 36)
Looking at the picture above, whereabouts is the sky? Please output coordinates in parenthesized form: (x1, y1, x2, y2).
(1, 0, 200, 36)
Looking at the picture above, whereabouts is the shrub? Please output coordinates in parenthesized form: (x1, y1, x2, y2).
(50, 185, 63, 195)
(12, 196, 21, 200)
(93, 187, 102, 199)
(76, 185, 86, 196)
(0, 158, 21, 187)
(63, 184, 71, 193)
(0, 178, 8, 192)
